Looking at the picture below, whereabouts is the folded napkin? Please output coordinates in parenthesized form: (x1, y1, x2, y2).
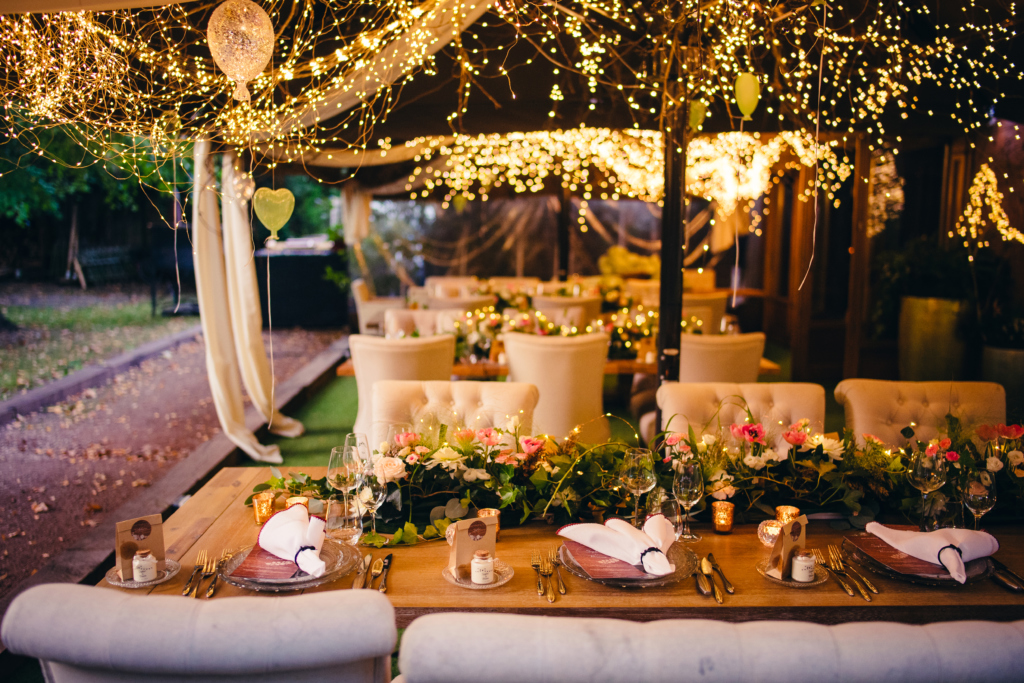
(257, 505, 327, 578)
(865, 522, 998, 584)
(558, 517, 676, 576)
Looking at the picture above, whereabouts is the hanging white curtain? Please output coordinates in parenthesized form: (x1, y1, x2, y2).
(192, 140, 287, 464)
(341, 184, 373, 247)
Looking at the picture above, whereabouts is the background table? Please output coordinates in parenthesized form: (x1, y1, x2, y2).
(336, 357, 782, 378)
(99, 467, 1024, 627)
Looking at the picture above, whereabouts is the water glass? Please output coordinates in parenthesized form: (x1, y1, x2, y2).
(963, 470, 996, 530)
(620, 448, 656, 528)
(673, 460, 704, 542)
(325, 496, 363, 545)
(907, 452, 947, 530)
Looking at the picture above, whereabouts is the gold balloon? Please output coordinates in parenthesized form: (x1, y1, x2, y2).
(207, 0, 274, 103)
(688, 101, 707, 132)
(734, 72, 761, 121)
(252, 187, 295, 240)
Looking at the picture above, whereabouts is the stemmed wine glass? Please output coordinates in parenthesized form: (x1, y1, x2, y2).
(907, 451, 947, 531)
(620, 448, 656, 528)
(386, 422, 414, 450)
(963, 470, 997, 530)
(327, 434, 369, 542)
(673, 460, 704, 542)
(360, 465, 388, 537)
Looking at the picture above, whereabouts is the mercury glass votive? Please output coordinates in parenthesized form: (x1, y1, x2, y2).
(285, 496, 309, 510)
(757, 519, 784, 547)
(712, 501, 734, 534)
(477, 508, 500, 541)
(253, 491, 275, 525)
(775, 505, 801, 524)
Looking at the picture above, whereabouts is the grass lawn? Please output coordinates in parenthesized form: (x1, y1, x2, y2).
(0, 301, 196, 401)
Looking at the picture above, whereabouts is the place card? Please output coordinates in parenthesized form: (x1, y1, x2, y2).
(115, 514, 166, 582)
(447, 516, 497, 581)
(766, 514, 807, 580)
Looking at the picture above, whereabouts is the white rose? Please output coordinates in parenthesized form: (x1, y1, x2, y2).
(762, 447, 779, 463)
(808, 434, 844, 461)
(743, 453, 764, 470)
(463, 467, 491, 482)
(506, 416, 521, 431)
(373, 456, 407, 484)
(1007, 450, 1024, 468)
(711, 485, 737, 500)
(987, 456, 1004, 473)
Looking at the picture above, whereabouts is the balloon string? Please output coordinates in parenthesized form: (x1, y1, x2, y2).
(799, 1, 828, 292)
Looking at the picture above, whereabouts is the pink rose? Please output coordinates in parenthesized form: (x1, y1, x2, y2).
(476, 428, 501, 447)
(520, 436, 545, 455)
(394, 431, 419, 448)
(783, 430, 808, 446)
(665, 432, 685, 446)
(863, 433, 882, 445)
(414, 446, 430, 454)
(938, 438, 951, 450)
(945, 451, 960, 462)
(925, 444, 938, 457)
(729, 424, 745, 440)
(405, 453, 420, 465)
(662, 454, 672, 463)
(976, 424, 1000, 442)
(495, 450, 526, 466)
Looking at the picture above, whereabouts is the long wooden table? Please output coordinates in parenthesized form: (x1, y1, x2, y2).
(336, 357, 782, 378)
(99, 467, 1024, 627)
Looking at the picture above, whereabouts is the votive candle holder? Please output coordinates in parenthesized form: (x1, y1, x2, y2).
(757, 519, 784, 547)
(285, 496, 309, 510)
(712, 501, 734, 534)
(253, 491, 275, 525)
(477, 508, 501, 541)
(775, 505, 801, 524)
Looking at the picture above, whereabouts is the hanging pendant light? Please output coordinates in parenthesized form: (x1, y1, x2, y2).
(207, 0, 274, 103)
(734, 73, 761, 121)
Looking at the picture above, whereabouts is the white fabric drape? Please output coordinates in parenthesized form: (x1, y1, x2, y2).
(221, 152, 305, 439)
(193, 140, 285, 464)
(341, 185, 373, 247)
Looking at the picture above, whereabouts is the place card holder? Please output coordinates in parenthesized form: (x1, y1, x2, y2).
(115, 514, 166, 581)
(766, 515, 807, 580)
(447, 516, 497, 582)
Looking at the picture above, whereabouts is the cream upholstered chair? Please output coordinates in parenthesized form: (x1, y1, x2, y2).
(433, 308, 470, 334)
(395, 612, 1024, 683)
(424, 275, 478, 297)
(351, 279, 405, 336)
(488, 276, 540, 291)
(406, 286, 430, 308)
(384, 309, 443, 338)
(682, 291, 729, 333)
(533, 295, 602, 326)
(371, 380, 540, 445)
(625, 279, 660, 307)
(502, 331, 610, 442)
(649, 382, 826, 448)
(349, 334, 456, 438)
(426, 294, 495, 313)
(683, 268, 716, 291)
(679, 332, 765, 383)
(3, 584, 396, 683)
(835, 379, 1006, 447)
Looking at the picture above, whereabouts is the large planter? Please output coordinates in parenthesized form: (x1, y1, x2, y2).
(982, 345, 1024, 420)
(898, 296, 967, 381)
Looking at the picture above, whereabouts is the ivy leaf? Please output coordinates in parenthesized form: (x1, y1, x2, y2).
(361, 530, 388, 548)
(402, 522, 420, 544)
(519, 501, 533, 524)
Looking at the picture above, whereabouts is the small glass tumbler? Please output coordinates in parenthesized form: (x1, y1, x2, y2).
(476, 508, 501, 541)
(712, 501, 734, 533)
(757, 519, 784, 548)
(285, 496, 309, 510)
(253, 491, 275, 525)
(775, 505, 801, 524)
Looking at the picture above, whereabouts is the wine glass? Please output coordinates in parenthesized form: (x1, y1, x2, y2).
(963, 470, 997, 530)
(327, 437, 367, 542)
(907, 451, 947, 531)
(386, 422, 414, 452)
(620, 448, 656, 528)
(360, 467, 388, 537)
(673, 460, 704, 542)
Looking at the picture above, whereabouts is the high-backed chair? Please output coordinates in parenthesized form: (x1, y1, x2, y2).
(646, 382, 826, 447)
(426, 294, 495, 313)
(395, 612, 1024, 683)
(349, 335, 456, 438)
(681, 291, 730, 334)
(3, 584, 396, 683)
(679, 332, 765, 383)
(371, 380, 539, 445)
(384, 309, 443, 338)
(835, 379, 1007, 446)
(503, 332, 610, 442)
(433, 308, 470, 334)
(351, 279, 405, 336)
(683, 268, 716, 292)
(625, 279, 660, 307)
(488, 276, 540, 291)
(424, 276, 478, 298)
(532, 295, 602, 326)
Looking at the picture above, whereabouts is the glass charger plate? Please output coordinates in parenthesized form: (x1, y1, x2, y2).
(441, 559, 514, 590)
(105, 559, 181, 589)
(841, 538, 994, 587)
(219, 539, 361, 593)
(754, 558, 829, 588)
(557, 542, 698, 589)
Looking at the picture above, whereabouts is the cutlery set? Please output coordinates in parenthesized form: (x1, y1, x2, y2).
(813, 545, 880, 601)
(352, 553, 393, 592)
(531, 549, 566, 602)
(697, 554, 733, 604)
(181, 549, 233, 599)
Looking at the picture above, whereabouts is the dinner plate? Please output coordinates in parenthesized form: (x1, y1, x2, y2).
(105, 559, 181, 589)
(219, 539, 361, 593)
(557, 542, 698, 589)
(842, 538, 994, 587)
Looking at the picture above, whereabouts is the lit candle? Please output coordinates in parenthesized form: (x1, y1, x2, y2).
(253, 491, 275, 525)
(476, 508, 500, 541)
(775, 505, 801, 524)
(757, 519, 783, 547)
(285, 496, 309, 510)
(712, 501, 734, 534)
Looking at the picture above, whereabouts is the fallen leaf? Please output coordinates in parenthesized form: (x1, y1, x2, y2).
(30, 502, 48, 514)
(131, 479, 151, 488)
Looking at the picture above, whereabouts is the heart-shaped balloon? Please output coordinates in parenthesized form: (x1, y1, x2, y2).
(252, 187, 295, 240)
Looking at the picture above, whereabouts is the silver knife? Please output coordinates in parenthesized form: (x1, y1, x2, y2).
(377, 553, 393, 593)
(707, 553, 735, 595)
(353, 554, 371, 589)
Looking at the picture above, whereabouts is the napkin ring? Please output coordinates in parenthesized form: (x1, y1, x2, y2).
(294, 545, 316, 564)
(937, 544, 962, 564)
(639, 546, 662, 562)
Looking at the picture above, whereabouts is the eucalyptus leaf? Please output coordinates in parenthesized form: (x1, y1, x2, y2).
(270, 466, 282, 479)
(307, 498, 325, 515)
(445, 498, 468, 519)
(429, 506, 447, 523)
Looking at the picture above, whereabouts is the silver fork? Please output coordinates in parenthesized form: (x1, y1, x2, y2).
(193, 555, 216, 598)
(826, 546, 871, 602)
(181, 550, 206, 596)
(812, 548, 854, 597)
(548, 548, 567, 595)
(530, 552, 544, 596)
(831, 544, 879, 594)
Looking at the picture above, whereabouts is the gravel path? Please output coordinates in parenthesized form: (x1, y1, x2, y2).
(0, 327, 339, 601)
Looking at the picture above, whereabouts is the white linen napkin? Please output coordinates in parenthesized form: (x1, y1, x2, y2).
(865, 522, 999, 584)
(558, 519, 675, 576)
(258, 505, 327, 578)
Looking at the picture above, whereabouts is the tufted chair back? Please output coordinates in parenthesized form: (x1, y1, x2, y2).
(679, 332, 766, 383)
(427, 294, 495, 313)
(532, 295, 603, 325)
(681, 291, 730, 334)
(424, 276, 478, 298)
(371, 380, 539, 446)
(488, 276, 541, 291)
(384, 309, 443, 338)
(657, 382, 826, 451)
(349, 335, 456, 438)
(835, 379, 1006, 447)
(351, 278, 371, 303)
(503, 331, 610, 442)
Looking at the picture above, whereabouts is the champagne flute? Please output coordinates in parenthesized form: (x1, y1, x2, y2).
(673, 460, 704, 542)
(620, 448, 656, 528)
(907, 451, 947, 531)
(963, 470, 996, 530)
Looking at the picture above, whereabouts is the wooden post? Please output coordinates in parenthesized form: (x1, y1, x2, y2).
(557, 185, 571, 281)
(658, 104, 685, 385)
(788, 167, 816, 381)
(843, 135, 872, 378)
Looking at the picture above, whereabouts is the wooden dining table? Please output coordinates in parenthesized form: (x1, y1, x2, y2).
(98, 467, 1024, 627)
